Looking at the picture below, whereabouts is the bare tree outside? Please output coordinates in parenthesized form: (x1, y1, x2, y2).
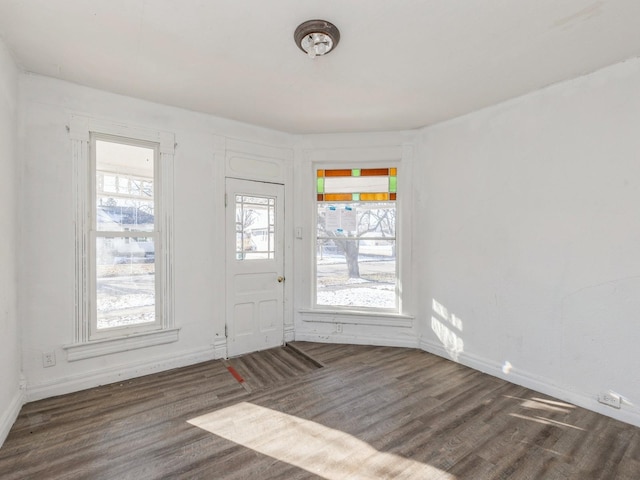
(238, 207, 258, 230)
(236, 200, 259, 253)
(317, 204, 395, 278)
(316, 202, 397, 309)
(235, 195, 276, 259)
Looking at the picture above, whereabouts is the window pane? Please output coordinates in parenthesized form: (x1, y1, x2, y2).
(96, 236, 156, 329)
(316, 239, 396, 309)
(317, 202, 396, 237)
(324, 175, 389, 194)
(316, 201, 397, 310)
(96, 197, 155, 232)
(96, 140, 154, 232)
(235, 194, 276, 260)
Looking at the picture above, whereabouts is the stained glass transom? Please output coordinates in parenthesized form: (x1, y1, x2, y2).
(317, 168, 397, 202)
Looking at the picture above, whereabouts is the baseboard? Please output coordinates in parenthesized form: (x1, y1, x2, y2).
(420, 338, 640, 428)
(295, 332, 419, 349)
(0, 388, 25, 448)
(284, 325, 295, 343)
(26, 346, 217, 402)
(213, 337, 227, 359)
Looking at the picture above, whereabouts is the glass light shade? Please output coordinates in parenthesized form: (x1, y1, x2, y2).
(294, 20, 340, 58)
(301, 33, 333, 58)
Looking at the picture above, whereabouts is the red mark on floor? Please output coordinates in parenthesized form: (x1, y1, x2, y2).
(227, 366, 245, 384)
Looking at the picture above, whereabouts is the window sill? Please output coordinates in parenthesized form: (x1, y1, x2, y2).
(63, 328, 180, 361)
(299, 309, 414, 328)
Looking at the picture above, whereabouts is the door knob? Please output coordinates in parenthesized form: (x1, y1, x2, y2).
(277, 276, 285, 283)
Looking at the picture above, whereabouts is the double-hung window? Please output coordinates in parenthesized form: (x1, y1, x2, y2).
(66, 118, 176, 360)
(315, 168, 398, 312)
(91, 134, 161, 338)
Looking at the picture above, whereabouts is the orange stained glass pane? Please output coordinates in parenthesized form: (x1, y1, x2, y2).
(317, 170, 324, 177)
(324, 193, 353, 201)
(360, 168, 389, 176)
(324, 169, 352, 177)
(390, 193, 397, 200)
(360, 192, 389, 201)
(390, 168, 397, 176)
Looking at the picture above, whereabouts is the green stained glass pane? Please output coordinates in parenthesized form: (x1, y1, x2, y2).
(352, 169, 361, 177)
(389, 176, 397, 193)
(352, 193, 360, 201)
(317, 177, 325, 194)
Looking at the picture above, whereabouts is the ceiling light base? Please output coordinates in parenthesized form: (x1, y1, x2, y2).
(294, 20, 340, 58)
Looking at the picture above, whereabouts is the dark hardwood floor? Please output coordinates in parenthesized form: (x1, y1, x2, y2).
(1, 343, 639, 479)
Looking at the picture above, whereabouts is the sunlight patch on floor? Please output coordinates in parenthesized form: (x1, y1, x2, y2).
(188, 402, 455, 480)
(504, 395, 575, 414)
(509, 413, 586, 431)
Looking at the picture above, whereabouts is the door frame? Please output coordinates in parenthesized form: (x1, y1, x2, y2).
(225, 177, 286, 357)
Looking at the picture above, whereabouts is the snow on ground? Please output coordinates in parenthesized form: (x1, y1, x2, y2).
(317, 284, 395, 309)
(97, 254, 396, 329)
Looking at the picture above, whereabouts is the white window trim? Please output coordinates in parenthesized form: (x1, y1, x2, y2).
(64, 116, 177, 360)
(65, 328, 181, 361)
(299, 309, 414, 328)
(312, 160, 405, 316)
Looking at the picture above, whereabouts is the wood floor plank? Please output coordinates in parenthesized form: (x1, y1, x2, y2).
(1, 342, 639, 479)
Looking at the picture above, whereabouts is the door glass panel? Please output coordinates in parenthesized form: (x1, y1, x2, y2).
(235, 194, 276, 260)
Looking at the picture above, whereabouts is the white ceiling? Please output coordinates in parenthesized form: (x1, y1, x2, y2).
(1, 1, 639, 134)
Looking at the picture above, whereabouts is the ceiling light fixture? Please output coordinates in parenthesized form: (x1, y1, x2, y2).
(294, 20, 340, 59)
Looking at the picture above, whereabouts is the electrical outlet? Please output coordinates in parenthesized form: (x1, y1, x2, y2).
(336, 323, 343, 333)
(598, 391, 621, 409)
(42, 351, 56, 368)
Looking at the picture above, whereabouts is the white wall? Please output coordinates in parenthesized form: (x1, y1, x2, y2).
(417, 58, 640, 427)
(10, 50, 640, 437)
(0, 39, 21, 446)
(18, 74, 292, 400)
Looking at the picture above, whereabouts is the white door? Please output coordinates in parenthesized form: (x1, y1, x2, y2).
(226, 178, 285, 357)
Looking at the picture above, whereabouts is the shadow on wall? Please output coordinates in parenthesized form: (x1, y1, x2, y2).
(431, 298, 464, 361)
